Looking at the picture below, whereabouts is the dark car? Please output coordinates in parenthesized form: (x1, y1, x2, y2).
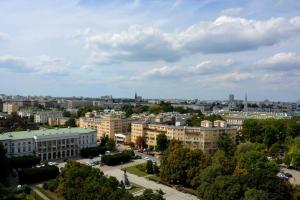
(89, 156, 94, 159)
(284, 172, 293, 178)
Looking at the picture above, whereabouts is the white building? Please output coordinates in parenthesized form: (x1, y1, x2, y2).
(34, 111, 63, 124)
(0, 127, 97, 161)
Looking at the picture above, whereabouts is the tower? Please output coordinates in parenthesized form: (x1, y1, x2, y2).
(134, 92, 137, 102)
(244, 93, 248, 112)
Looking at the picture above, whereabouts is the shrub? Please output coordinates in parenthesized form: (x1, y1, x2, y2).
(9, 155, 40, 169)
(18, 165, 59, 184)
(101, 151, 133, 166)
(80, 146, 106, 158)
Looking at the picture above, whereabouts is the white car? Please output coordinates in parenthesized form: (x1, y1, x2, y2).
(144, 157, 150, 161)
(48, 162, 57, 166)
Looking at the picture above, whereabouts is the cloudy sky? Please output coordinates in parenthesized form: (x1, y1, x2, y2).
(0, 0, 300, 101)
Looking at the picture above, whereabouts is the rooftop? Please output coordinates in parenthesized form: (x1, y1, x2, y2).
(0, 127, 95, 140)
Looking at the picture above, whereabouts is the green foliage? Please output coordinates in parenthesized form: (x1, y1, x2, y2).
(284, 137, 300, 169)
(0, 115, 39, 133)
(76, 105, 102, 118)
(146, 160, 154, 174)
(18, 165, 59, 184)
(43, 179, 59, 192)
(153, 162, 160, 175)
(9, 155, 40, 169)
(63, 110, 71, 117)
(156, 133, 168, 152)
(160, 141, 211, 187)
(185, 114, 223, 126)
(0, 183, 31, 199)
(242, 119, 300, 147)
(217, 133, 236, 156)
(65, 118, 76, 127)
(0, 143, 10, 183)
(101, 150, 134, 166)
(243, 188, 269, 200)
(55, 161, 165, 200)
(234, 147, 278, 175)
(80, 136, 116, 158)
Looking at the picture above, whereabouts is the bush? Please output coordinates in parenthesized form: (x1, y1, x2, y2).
(101, 151, 134, 166)
(9, 155, 40, 169)
(80, 146, 106, 158)
(18, 165, 59, 184)
(146, 160, 153, 174)
(43, 179, 58, 192)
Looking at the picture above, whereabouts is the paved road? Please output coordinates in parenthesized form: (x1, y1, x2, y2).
(282, 168, 300, 185)
(102, 160, 198, 200)
(134, 151, 160, 165)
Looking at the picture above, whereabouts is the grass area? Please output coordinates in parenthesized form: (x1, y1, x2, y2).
(26, 191, 44, 200)
(36, 186, 63, 200)
(147, 175, 197, 196)
(128, 183, 145, 194)
(122, 163, 148, 177)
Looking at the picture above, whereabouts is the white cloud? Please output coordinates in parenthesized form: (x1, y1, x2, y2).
(221, 7, 243, 16)
(85, 16, 300, 63)
(257, 52, 300, 71)
(131, 58, 236, 80)
(0, 55, 71, 75)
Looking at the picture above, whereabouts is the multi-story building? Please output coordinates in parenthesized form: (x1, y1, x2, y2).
(17, 109, 34, 118)
(48, 117, 70, 126)
(34, 111, 63, 124)
(131, 120, 237, 154)
(0, 127, 97, 161)
(3, 102, 20, 114)
(221, 112, 292, 130)
(79, 111, 132, 140)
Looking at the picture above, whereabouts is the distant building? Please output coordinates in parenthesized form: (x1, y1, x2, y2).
(229, 94, 234, 102)
(131, 120, 237, 154)
(0, 127, 97, 161)
(34, 111, 63, 124)
(3, 102, 20, 114)
(244, 94, 248, 112)
(48, 117, 70, 126)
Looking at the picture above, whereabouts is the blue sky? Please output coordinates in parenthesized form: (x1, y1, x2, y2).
(0, 0, 300, 101)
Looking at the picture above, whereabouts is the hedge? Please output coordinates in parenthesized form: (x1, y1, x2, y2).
(80, 146, 107, 158)
(101, 150, 134, 166)
(9, 155, 40, 169)
(18, 165, 59, 184)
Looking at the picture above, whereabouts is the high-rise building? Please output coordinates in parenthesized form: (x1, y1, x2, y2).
(229, 94, 234, 102)
(244, 93, 248, 112)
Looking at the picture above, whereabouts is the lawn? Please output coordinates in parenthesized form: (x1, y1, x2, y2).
(36, 186, 64, 200)
(128, 183, 145, 194)
(122, 163, 148, 177)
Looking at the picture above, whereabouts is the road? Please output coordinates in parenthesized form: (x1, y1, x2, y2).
(281, 168, 300, 185)
(134, 150, 160, 165)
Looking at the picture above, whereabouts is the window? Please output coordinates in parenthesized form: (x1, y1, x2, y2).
(28, 146, 31, 151)
(23, 147, 26, 152)
(18, 148, 20, 153)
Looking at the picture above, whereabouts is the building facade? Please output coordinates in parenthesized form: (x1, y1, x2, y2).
(131, 120, 237, 154)
(3, 102, 20, 114)
(0, 127, 97, 161)
(34, 111, 63, 124)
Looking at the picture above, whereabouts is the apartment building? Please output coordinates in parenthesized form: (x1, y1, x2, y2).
(0, 127, 97, 161)
(48, 117, 70, 126)
(34, 111, 63, 124)
(79, 112, 132, 140)
(131, 120, 237, 154)
(3, 102, 20, 114)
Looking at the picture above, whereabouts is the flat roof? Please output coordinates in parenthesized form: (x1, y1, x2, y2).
(0, 127, 95, 141)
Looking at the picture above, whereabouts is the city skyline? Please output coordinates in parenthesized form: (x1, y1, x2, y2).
(0, 0, 300, 101)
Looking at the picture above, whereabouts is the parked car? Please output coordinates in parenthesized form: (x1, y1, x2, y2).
(48, 162, 58, 166)
(284, 172, 293, 178)
(278, 172, 289, 181)
(144, 157, 150, 161)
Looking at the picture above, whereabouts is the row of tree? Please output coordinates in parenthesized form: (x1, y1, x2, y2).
(102, 150, 134, 166)
(159, 140, 299, 199)
(50, 160, 165, 200)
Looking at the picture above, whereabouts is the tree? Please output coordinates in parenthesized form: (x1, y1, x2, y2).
(160, 141, 211, 187)
(0, 143, 10, 183)
(217, 133, 236, 156)
(136, 136, 146, 149)
(146, 160, 154, 174)
(65, 118, 76, 127)
(243, 188, 268, 200)
(285, 137, 300, 169)
(63, 111, 71, 117)
(156, 134, 168, 152)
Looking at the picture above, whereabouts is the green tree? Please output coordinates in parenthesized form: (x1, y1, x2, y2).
(156, 134, 168, 152)
(146, 160, 154, 174)
(243, 188, 268, 200)
(0, 143, 10, 183)
(65, 118, 76, 127)
(217, 133, 236, 156)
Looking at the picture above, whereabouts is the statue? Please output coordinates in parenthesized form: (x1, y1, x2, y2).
(123, 170, 132, 189)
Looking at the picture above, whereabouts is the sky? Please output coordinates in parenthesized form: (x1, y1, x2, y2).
(0, 0, 300, 101)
